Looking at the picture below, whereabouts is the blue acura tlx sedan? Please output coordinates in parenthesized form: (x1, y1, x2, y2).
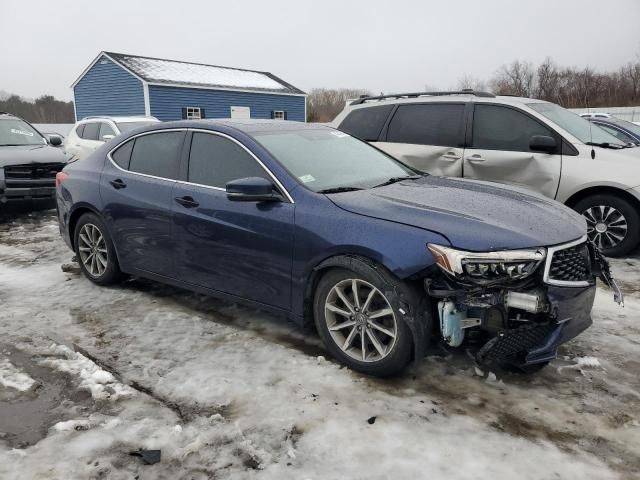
(55, 120, 622, 376)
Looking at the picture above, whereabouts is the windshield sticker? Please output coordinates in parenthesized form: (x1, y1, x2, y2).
(11, 128, 34, 137)
(330, 131, 349, 138)
(299, 174, 315, 183)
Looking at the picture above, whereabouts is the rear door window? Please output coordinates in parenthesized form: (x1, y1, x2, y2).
(338, 105, 394, 141)
(472, 105, 554, 152)
(188, 132, 269, 188)
(82, 122, 100, 141)
(128, 131, 186, 179)
(386, 104, 465, 147)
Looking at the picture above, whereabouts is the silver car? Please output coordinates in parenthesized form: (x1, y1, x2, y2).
(332, 91, 640, 256)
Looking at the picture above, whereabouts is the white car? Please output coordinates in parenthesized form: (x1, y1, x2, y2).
(65, 116, 159, 161)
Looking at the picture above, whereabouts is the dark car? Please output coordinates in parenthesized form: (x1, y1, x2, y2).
(55, 120, 621, 376)
(0, 112, 67, 209)
(587, 117, 640, 146)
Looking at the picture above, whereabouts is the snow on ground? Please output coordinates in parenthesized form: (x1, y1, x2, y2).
(0, 358, 35, 392)
(0, 211, 639, 479)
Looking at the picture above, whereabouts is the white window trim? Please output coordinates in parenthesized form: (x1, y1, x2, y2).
(273, 110, 285, 120)
(186, 107, 202, 120)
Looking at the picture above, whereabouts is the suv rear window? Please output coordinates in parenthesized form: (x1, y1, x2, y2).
(386, 104, 465, 147)
(128, 131, 185, 179)
(338, 105, 394, 141)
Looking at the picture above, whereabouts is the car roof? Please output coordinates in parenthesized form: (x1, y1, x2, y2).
(343, 93, 549, 110)
(148, 119, 332, 134)
(78, 116, 159, 123)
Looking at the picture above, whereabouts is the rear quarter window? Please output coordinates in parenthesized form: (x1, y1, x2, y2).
(338, 105, 394, 141)
(111, 140, 134, 169)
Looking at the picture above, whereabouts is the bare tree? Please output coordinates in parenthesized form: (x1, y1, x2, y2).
(490, 60, 536, 97)
(457, 74, 486, 92)
(306, 88, 372, 122)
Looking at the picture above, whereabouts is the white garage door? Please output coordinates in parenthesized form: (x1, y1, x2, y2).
(230, 106, 251, 119)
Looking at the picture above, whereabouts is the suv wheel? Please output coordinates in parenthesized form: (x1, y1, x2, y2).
(313, 268, 414, 377)
(74, 213, 122, 285)
(574, 194, 640, 257)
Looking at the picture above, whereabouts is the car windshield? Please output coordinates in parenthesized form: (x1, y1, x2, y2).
(0, 118, 47, 146)
(115, 121, 158, 133)
(253, 129, 415, 192)
(528, 103, 626, 147)
(612, 119, 640, 138)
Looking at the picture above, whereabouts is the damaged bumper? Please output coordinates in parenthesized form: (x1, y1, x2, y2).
(476, 285, 596, 366)
(426, 236, 622, 367)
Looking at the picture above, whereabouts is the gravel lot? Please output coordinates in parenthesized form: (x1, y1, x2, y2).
(0, 211, 639, 479)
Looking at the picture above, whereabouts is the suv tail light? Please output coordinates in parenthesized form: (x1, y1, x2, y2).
(55, 171, 68, 187)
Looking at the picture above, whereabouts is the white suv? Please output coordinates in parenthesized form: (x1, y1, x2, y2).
(332, 91, 640, 256)
(66, 116, 159, 161)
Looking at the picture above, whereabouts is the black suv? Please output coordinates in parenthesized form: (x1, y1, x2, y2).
(0, 112, 68, 209)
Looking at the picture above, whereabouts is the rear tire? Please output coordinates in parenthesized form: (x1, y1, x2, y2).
(313, 266, 416, 377)
(74, 213, 122, 285)
(573, 194, 640, 257)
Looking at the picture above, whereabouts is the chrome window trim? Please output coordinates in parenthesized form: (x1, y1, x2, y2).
(542, 235, 591, 287)
(106, 127, 294, 203)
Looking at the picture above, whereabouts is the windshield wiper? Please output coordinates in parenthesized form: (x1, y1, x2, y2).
(586, 141, 627, 149)
(373, 175, 422, 188)
(318, 186, 365, 194)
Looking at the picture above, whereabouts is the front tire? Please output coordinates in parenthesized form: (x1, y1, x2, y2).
(74, 213, 122, 285)
(313, 267, 415, 377)
(573, 194, 640, 257)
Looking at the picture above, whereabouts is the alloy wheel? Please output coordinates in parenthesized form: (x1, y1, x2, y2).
(77, 223, 108, 277)
(324, 278, 398, 362)
(583, 205, 628, 250)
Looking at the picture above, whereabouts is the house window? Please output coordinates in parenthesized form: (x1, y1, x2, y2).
(186, 107, 202, 120)
(273, 110, 285, 120)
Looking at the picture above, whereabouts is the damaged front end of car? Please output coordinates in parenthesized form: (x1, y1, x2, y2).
(425, 236, 623, 368)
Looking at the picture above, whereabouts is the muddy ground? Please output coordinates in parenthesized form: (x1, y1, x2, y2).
(0, 211, 639, 480)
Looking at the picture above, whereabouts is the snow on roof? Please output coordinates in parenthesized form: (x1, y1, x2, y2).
(105, 52, 305, 95)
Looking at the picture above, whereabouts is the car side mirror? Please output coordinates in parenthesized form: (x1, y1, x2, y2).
(530, 135, 557, 153)
(47, 134, 63, 146)
(226, 177, 281, 202)
(102, 134, 115, 142)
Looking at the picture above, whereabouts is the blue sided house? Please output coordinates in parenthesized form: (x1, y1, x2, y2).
(71, 51, 307, 122)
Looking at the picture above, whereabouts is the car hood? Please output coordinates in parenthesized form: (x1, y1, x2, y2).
(328, 176, 586, 251)
(0, 144, 68, 167)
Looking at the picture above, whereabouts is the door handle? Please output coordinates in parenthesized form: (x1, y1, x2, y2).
(442, 151, 461, 161)
(109, 179, 127, 189)
(467, 154, 485, 163)
(175, 196, 200, 209)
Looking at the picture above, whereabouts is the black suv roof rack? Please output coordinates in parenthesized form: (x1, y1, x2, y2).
(350, 89, 495, 105)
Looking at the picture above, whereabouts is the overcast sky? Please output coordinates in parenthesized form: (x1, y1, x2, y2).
(1, 0, 639, 101)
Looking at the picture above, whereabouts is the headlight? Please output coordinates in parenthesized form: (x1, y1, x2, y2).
(427, 244, 546, 283)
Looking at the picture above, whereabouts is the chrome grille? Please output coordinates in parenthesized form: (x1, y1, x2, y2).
(3, 163, 65, 189)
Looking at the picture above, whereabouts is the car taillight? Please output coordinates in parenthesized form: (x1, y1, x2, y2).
(55, 171, 68, 187)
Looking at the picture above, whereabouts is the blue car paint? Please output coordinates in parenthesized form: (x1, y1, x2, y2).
(57, 120, 595, 362)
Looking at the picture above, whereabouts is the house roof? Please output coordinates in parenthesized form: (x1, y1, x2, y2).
(95, 52, 305, 95)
